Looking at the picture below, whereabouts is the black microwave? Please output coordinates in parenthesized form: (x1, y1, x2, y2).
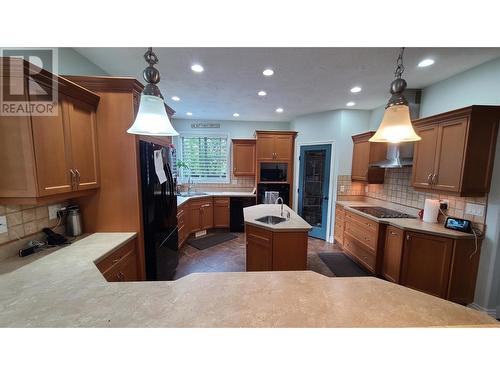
(260, 163, 288, 182)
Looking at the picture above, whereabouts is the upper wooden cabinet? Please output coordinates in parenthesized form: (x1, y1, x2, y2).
(0, 58, 100, 204)
(232, 139, 256, 176)
(351, 131, 387, 184)
(255, 131, 297, 161)
(412, 106, 500, 196)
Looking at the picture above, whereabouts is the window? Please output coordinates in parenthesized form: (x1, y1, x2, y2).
(178, 133, 230, 183)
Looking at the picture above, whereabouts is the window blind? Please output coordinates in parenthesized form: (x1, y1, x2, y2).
(179, 134, 229, 183)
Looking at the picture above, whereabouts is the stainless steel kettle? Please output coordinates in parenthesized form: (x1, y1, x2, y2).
(66, 206, 83, 237)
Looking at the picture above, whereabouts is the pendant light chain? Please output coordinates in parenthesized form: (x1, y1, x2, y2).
(394, 47, 405, 79)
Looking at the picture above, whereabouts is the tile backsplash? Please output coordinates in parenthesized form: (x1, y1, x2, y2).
(337, 168, 488, 226)
(0, 203, 66, 247)
(178, 172, 255, 193)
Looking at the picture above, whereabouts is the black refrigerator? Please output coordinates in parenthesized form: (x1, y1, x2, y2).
(139, 140, 178, 281)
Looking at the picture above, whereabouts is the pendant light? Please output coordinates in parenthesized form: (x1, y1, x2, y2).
(369, 47, 421, 143)
(127, 48, 179, 136)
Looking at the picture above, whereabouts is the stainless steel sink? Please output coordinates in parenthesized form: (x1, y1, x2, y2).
(178, 192, 208, 197)
(255, 215, 286, 225)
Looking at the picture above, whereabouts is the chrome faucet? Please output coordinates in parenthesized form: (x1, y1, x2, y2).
(275, 196, 284, 217)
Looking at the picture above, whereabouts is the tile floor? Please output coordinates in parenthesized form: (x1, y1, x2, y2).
(174, 232, 342, 280)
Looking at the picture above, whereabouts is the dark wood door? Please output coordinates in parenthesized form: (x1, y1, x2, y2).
(432, 117, 468, 192)
(67, 98, 100, 191)
(412, 124, 439, 190)
(382, 226, 404, 283)
(232, 140, 256, 176)
(31, 98, 74, 196)
(401, 231, 453, 298)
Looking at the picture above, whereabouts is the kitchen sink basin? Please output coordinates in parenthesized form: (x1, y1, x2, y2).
(255, 215, 286, 225)
(178, 192, 208, 197)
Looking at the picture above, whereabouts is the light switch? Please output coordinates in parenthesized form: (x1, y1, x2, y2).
(465, 203, 485, 217)
(340, 185, 345, 193)
(0, 216, 7, 234)
(48, 204, 62, 220)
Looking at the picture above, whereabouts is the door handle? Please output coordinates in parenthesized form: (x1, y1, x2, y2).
(323, 196, 328, 200)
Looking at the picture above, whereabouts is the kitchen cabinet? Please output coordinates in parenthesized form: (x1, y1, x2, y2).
(213, 197, 230, 228)
(0, 58, 100, 204)
(412, 106, 500, 196)
(246, 224, 273, 271)
(255, 131, 296, 161)
(351, 131, 387, 184)
(342, 210, 384, 274)
(381, 226, 404, 283)
(96, 239, 139, 282)
(188, 197, 214, 233)
(177, 205, 188, 248)
(401, 232, 454, 299)
(334, 204, 345, 246)
(232, 139, 256, 176)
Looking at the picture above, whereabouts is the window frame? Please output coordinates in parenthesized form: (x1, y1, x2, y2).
(177, 131, 231, 184)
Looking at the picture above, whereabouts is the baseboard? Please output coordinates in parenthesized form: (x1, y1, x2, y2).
(468, 303, 498, 319)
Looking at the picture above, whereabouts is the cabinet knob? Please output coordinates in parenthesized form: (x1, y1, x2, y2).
(427, 173, 433, 184)
(406, 234, 410, 241)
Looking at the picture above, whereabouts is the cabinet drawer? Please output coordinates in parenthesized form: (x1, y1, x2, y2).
(345, 211, 378, 233)
(102, 248, 138, 282)
(177, 209, 186, 227)
(334, 220, 345, 245)
(246, 224, 273, 248)
(96, 239, 135, 274)
(335, 205, 345, 220)
(344, 234, 376, 273)
(344, 220, 377, 251)
(214, 197, 229, 206)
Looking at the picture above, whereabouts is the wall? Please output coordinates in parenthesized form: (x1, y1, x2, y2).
(172, 118, 290, 191)
(57, 48, 109, 76)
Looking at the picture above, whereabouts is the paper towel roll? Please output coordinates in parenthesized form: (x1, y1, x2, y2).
(423, 199, 440, 223)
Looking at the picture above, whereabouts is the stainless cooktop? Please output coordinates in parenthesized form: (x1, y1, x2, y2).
(351, 206, 416, 219)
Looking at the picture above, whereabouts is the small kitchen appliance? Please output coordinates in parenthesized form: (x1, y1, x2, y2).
(66, 206, 83, 237)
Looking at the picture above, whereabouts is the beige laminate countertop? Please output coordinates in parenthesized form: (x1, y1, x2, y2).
(336, 200, 476, 239)
(244, 204, 312, 232)
(0, 233, 497, 327)
(177, 191, 256, 207)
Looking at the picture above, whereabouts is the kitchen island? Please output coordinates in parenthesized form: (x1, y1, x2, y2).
(244, 204, 312, 271)
(0, 233, 497, 327)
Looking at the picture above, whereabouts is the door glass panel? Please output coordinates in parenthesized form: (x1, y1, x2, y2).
(301, 150, 326, 228)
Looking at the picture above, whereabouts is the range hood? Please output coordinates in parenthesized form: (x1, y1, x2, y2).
(369, 89, 421, 169)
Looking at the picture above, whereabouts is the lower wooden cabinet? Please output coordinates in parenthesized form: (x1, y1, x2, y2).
(381, 226, 404, 283)
(246, 224, 273, 271)
(213, 197, 230, 228)
(177, 206, 188, 248)
(334, 204, 345, 246)
(96, 239, 139, 282)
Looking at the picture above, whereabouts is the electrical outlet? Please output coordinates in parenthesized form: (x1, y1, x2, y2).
(465, 203, 485, 217)
(0, 216, 7, 234)
(340, 185, 345, 193)
(48, 204, 62, 220)
(439, 199, 449, 210)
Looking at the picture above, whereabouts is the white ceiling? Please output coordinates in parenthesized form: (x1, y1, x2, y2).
(75, 47, 500, 122)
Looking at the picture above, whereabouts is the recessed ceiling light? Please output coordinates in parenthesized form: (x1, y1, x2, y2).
(346, 102, 356, 107)
(275, 107, 284, 113)
(171, 96, 180, 101)
(258, 90, 267, 96)
(233, 113, 240, 117)
(186, 112, 193, 116)
(191, 64, 204, 73)
(418, 59, 435, 68)
(350, 86, 362, 93)
(263, 69, 274, 76)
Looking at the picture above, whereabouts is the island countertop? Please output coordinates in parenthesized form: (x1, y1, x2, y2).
(243, 204, 312, 232)
(0, 233, 497, 327)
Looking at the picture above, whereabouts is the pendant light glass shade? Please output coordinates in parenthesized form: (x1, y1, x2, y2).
(369, 104, 421, 143)
(127, 95, 179, 136)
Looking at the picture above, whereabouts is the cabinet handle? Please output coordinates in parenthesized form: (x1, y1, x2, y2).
(201, 204, 211, 208)
(406, 234, 410, 241)
(390, 231, 398, 236)
(75, 169, 81, 186)
(432, 173, 438, 185)
(69, 169, 76, 189)
(427, 173, 433, 184)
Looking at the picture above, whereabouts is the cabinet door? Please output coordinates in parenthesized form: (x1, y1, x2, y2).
(200, 200, 214, 230)
(213, 198, 230, 228)
(67, 98, 99, 190)
(382, 226, 404, 283)
(233, 141, 256, 176)
(246, 225, 273, 271)
(432, 117, 468, 193)
(256, 135, 275, 161)
(274, 135, 293, 161)
(412, 125, 439, 190)
(31, 98, 73, 196)
(400, 232, 453, 298)
(351, 141, 370, 181)
(189, 204, 202, 233)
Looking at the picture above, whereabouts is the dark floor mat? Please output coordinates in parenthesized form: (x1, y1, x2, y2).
(318, 252, 371, 277)
(187, 233, 238, 250)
